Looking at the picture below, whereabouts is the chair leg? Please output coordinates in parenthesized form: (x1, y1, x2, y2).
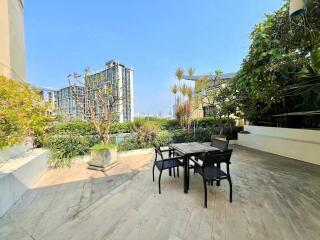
(216, 163, 221, 186)
(203, 178, 207, 208)
(169, 168, 172, 176)
(228, 176, 233, 203)
(177, 167, 179, 178)
(152, 163, 156, 182)
(158, 171, 163, 194)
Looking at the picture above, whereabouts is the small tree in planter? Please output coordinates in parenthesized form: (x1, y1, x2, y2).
(69, 69, 125, 171)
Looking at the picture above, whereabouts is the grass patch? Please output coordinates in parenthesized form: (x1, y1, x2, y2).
(91, 143, 117, 151)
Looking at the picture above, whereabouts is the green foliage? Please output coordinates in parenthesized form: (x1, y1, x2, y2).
(191, 117, 235, 128)
(45, 121, 100, 167)
(232, 0, 320, 127)
(91, 143, 116, 151)
(154, 131, 173, 147)
(109, 118, 179, 133)
(117, 124, 160, 151)
(109, 121, 133, 133)
(54, 121, 97, 135)
(0, 76, 51, 148)
(45, 135, 90, 168)
(117, 124, 243, 152)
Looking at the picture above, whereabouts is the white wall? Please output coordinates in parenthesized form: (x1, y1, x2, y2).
(0, 149, 50, 217)
(0, 0, 25, 81)
(238, 125, 320, 165)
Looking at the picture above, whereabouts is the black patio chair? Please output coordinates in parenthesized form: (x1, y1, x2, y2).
(193, 149, 233, 208)
(192, 137, 229, 174)
(152, 144, 184, 194)
(211, 136, 229, 150)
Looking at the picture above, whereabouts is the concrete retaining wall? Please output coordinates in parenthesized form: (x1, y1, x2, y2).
(238, 125, 320, 165)
(0, 148, 50, 217)
(0, 139, 33, 166)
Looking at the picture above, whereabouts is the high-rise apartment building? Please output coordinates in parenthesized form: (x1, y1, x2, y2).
(85, 60, 134, 123)
(54, 86, 85, 121)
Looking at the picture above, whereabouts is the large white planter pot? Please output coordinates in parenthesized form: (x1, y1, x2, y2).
(88, 148, 118, 171)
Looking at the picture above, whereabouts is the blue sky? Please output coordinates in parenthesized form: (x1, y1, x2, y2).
(25, 0, 284, 115)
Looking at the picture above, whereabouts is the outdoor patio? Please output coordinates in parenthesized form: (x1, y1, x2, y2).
(1, 145, 319, 240)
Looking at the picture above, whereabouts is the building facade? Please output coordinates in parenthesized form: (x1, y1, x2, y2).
(175, 73, 236, 118)
(85, 60, 134, 123)
(33, 86, 57, 115)
(0, 0, 26, 81)
(54, 86, 85, 121)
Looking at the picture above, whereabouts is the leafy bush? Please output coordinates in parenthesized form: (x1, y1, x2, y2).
(155, 131, 173, 147)
(45, 135, 90, 168)
(191, 117, 235, 128)
(171, 128, 214, 143)
(117, 137, 139, 152)
(222, 126, 243, 140)
(109, 121, 133, 134)
(54, 121, 97, 136)
(117, 125, 243, 152)
(44, 121, 100, 167)
(0, 76, 51, 148)
(118, 124, 160, 151)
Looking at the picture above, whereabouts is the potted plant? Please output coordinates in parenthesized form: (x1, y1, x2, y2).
(68, 68, 124, 171)
(88, 144, 118, 171)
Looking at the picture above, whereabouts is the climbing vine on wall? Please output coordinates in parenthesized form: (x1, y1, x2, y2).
(232, 0, 320, 128)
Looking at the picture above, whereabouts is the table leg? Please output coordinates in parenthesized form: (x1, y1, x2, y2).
(187, 157, 190, 190)
(184, 156, 188, 193)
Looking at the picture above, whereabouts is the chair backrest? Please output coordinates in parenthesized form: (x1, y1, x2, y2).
(202, 149, 233, 168)
(211, 137, 229, 151)
(153, 143, 164, 160)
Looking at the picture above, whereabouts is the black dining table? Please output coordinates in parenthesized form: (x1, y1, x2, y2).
(169, 142, 220, 193)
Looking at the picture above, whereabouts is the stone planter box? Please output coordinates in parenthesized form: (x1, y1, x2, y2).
(88, 148, 118, 171)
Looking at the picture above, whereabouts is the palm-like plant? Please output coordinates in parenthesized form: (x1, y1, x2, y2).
(171, 84, 178, 95)
(171, 84, 178, 105)
(188, 67, 195, 78)
(179, 83, 189, 97)
(175, 67, 184, 81)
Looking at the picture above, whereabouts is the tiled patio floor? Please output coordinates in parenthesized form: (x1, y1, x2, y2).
(1, 146, 320, 240)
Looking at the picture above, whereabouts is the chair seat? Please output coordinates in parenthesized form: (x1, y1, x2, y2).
(155, 158, 182, 171)
(194, 165, 228, 181)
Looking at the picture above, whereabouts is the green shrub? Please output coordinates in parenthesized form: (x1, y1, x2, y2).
(155, 131, 173, 147)
(45, 134, 90, 168)
(0, 76, 52, 148)
(117, 137, 139, 152)
(191, 117, 235, 128)
(222, 126, 243, 140)
(54, 121, 97, 136)
(109, 121, 133, 133)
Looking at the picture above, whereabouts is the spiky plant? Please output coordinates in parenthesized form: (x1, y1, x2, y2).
(175, 67, 184, 81)
(188, 67, 195, 78)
